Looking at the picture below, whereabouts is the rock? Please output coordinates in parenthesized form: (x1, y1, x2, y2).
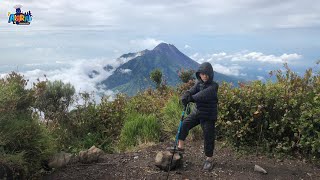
(48, 152, 72, 169)
(254, 164, 267, 174)
(79, 146, 104, 163)
(155, 150, 183, 171)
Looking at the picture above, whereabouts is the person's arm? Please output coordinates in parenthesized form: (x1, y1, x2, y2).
(191, 83, 218, 102)
(187, 81, 199, 95)
(181, 81, 199, 106)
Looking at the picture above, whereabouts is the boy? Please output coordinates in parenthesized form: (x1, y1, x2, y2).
(170, 62, 218, 170)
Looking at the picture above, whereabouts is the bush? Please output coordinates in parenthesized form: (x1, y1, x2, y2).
(118, 112, 160, 151)
(126, 87, 173, 117)
(0, 72, 56, 178)
(98, 94, 127, 144)
(54, 96, 102, 153)
(178, 68, 195, 83)
(33, 80, 75, 126)
(150, 69, 162, 88)
(0, 72, 34, 112)
(0, 113, 56, 176)
(217, 64, 320, 158)
(50, 93, 127, 153)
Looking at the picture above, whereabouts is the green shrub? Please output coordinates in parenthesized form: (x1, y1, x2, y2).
(33, 80, 75, 126)
(0, 72, 56, 177)
(0, 72, 34, 112)
(178, 68, 195, 83)
(217, 64, 320, 158)
(98, 94, 127, 143)
(126, 87, 173, 116)
(54, 98, 103, 153)
(150, 69, 162, 88)
(118, 112, 160, 151)
(0, 113, 56, 175)
(50, 93, 127, 153)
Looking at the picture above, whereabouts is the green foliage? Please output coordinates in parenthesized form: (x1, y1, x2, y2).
(0, 113, 56, 175)
(178, 68, 195, 83)
(126, 87, 174, 117)
(54, 94, 101, 153)
(118, 112, 160, 151)
(98, 94, 127, 141)
(161, 94, 202, 141)
(217, 64, 320, 158)
(0, 72, 34, 112)
(0, 73, 56, 177)
(52, 93, 127, 153)
(33, 80, 75, 125)
(150, 69, 162, 88)
(161, 94, 182, 137)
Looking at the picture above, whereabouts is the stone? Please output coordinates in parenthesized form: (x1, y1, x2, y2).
(254, 164, 267, 174)
(48, 152, 72, 169)
(79, 146, 104, 163)
(155, 150, 183, 171)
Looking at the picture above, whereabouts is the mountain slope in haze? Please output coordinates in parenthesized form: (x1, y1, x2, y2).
(100, 43, 239, 95)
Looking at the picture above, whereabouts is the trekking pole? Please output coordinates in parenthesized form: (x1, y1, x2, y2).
(166, 104, 188, 180)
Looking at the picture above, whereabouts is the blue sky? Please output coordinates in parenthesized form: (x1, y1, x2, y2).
(0, 0, 319, 95)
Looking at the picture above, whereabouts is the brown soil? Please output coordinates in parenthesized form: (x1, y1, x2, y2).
(42, 141, 320, 180)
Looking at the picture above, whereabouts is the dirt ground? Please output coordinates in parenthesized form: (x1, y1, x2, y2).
(42, 141, 320, 180)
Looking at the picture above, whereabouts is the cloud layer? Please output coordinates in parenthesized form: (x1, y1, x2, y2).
(191, 51, 302, 79)
(2, 0, 320, 32)
(0, 59, 120, 103)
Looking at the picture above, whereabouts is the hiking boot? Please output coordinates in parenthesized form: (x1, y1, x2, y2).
(166, 147, 185, 154)
(203, 160, 214, 171)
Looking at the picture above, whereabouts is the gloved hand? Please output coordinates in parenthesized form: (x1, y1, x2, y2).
(181, 91, 194, 107)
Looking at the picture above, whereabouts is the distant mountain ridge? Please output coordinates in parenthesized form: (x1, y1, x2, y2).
(99, 43, 239, 95)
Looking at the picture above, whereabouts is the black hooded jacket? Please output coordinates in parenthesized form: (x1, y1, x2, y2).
(188, 62, 219, 120)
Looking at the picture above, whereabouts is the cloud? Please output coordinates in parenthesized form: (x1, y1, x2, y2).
(2, 0, 319, 33)
(240, 52, 301, 63)
(0, 0, 318, 69)
(190, 53, 199, 59)
(257, 76, 265, 81)
(119, 68, 132, 74)
(199, 51, 302, 64)
(0, 59, 122, 103)
(129, 38, 165, 50)
(192, 51, 302, 77)
(211, 63, 245, 76)
(184, 44, 191, 49)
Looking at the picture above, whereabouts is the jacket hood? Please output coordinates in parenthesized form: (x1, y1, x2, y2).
(196, 62, 214, 83)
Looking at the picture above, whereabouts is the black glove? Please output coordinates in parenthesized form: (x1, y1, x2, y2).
(181, 91, 194, 107)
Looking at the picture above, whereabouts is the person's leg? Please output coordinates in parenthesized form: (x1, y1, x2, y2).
(200, 119, 216, 170)
(177, 140, 184, 149)
(177, 114, 200, 149)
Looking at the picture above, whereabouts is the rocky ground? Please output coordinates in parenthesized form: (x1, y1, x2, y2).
(42, 141, 320, 180)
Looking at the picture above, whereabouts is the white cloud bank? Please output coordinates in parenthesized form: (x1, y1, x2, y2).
(192, 51, 302, 77)
(0, 58, 121, 103)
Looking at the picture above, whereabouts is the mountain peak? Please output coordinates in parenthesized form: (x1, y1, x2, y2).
(100, 43, 240, 95)
(153, 43, 178, 53)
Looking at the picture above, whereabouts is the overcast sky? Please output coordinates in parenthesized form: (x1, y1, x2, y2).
(0, 0, 319, 95)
